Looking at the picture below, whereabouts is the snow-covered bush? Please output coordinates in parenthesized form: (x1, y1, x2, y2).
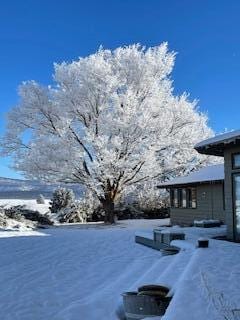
(5, 205, 53, 225)
(119, 182, 169, 219)
(57, 191, 99, 223)
(58, 202, 88, 223)
(0, 210, 7, 228)
(36, 194, 45, 204)
(134, 182, 169, 211)
(49, 187, 75, 213)
(0, 206, 37, 230)
(116, 204, 145, 220)
(4, 207, 25, 222)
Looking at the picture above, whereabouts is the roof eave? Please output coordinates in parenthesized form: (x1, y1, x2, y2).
(194, 145, 225, 156)
(195, 138, 240, 157)
(157, 179, 224, 189)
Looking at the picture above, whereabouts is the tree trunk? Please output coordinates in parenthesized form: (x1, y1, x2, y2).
(102, 198, 115, 224)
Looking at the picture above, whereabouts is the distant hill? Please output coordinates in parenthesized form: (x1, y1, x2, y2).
(0, 177, 84, 199)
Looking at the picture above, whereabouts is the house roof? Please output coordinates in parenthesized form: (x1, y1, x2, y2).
(195, 129, 240, 156)
(157, 164, 224, 188)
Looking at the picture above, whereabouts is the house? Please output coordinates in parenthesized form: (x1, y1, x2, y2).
(195, 129, 240, 241)
(158, 164, 225, 226)
(159, 129, 240, 241)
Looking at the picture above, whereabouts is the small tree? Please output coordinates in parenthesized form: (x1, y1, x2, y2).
(49, 187, 75, 213)
(36, 194, 45, 204)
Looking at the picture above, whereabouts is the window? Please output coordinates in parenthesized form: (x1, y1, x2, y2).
(170, 188, 193, 208)
(182, 189, 187, 208)
(170, 189, 174, 207)
(174, 189, 178, 207)
(188, 188, 197, 208)
(178, 189, 183, 207)
(233, 153, 240, 169)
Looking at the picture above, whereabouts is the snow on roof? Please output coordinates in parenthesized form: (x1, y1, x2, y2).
(195, 129, 240, 156)
(158, 164, 224, 188)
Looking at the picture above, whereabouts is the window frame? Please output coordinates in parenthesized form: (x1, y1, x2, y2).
(232, 152, 240, 170)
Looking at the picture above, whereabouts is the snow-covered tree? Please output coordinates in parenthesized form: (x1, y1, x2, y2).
(36, 194, 45, 204)
(49, 188, 75, 213)
(1, 43, 214, 223)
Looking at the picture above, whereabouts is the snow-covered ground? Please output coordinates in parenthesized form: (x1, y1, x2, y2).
(0, 210, 239, 320)
(0, 218, 170, 320)
(162, 238, 240, 320)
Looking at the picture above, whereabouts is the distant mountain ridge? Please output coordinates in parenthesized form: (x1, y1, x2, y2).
(0, 177, 84, 199)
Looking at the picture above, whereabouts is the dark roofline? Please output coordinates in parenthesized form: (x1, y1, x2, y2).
(195, 130, 240, 156)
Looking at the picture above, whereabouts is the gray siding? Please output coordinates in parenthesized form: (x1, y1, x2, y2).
(224, 146, 240, 240)
(170, 183, 225, 226)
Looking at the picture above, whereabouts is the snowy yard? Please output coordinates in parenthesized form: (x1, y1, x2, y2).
(0, 216, 240, 320)
(0, 219, 170, 320)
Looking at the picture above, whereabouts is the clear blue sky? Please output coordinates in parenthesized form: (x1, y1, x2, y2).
(0, 0, 240, 178)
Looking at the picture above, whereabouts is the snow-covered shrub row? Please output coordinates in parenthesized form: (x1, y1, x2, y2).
(0, 205, 54, 231)
(117, 182, 170, 219)
(48, 184, 169, 223)
(0, 206, 37, 231)
(5, 205, 53, 225)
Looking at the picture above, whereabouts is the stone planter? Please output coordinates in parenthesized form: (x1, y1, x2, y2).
(138, 284, 169, 296)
